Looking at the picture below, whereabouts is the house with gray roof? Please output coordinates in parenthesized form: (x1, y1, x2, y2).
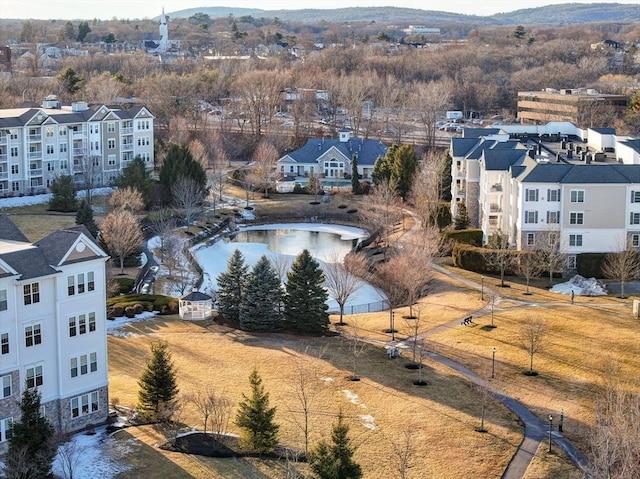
(0, 216, 109, 452)
(276, 130, 387, 181)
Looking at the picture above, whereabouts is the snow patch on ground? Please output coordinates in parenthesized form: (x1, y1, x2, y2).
(342, 389, 360, 404)
(550, 275, 608, 296)
(0, 187, 113, 209)
(52, 425, 138, 479)
(320, 377, 335, 383)
(106, 311, 158, 337)
(359, 414, 376, 430)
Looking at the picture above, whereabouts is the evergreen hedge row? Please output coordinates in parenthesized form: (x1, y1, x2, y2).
(107, 294, 178, 318)
(444, 229, 483, 246)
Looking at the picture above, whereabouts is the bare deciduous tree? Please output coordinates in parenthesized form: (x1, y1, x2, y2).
(601, 238, 640, 299)
(516, 250, 544, 295)
(411, 151, 449, 228)
(249, 139, 279, 198)
(360, 179, 402, 252)
(109, 186, 145, 212)
(517, 315, 547, 376)
(287, 353, 323, 456)
(172, 176, 206, 233)
(388, 424, 417, 479)
(536, 230, 566, 287)
(54, 432, 85, 479)
(346, 315, 367, 381)
(323, 251, 364, 325)
(101, 209, 143, 274)
(483, 231, 515, 288)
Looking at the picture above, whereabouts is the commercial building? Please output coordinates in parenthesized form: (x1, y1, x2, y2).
(0, 96, 154, 196)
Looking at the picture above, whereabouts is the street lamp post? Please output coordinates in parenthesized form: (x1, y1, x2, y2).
(391, 311, 396, 341)
(481, 275, 484, 300)
(491, 347, 497, 379)
(548, 414, 553, 452)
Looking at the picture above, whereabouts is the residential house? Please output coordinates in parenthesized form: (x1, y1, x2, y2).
(0, 95, 154, 195)
(0, 216, 109, 453)
(276, 130, 387, 180)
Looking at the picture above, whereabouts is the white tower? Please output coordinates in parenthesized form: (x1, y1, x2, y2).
(158, 7, 168, 52)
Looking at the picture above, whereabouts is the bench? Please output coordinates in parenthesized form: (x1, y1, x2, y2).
(386, 347, 399, 359)
(461, 316, 473, 326)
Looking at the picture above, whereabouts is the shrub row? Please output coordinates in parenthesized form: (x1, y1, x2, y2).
(452, 243, 519, 275)
(107, 294, 179, 319)
(576, 253, 607, 278)
(443, 229, 483, 246)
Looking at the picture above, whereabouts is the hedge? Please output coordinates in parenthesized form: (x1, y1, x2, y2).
(576, 253, 607, 278)
(444, 229, 483, 246)
(452, 243, 520, 275)
(113, 277, 135, 294)
(107, 293, 178, 317)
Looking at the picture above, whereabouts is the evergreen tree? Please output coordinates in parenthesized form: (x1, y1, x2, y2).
(371, 144, 395, 186)
(284, 249, 329, 334)
(239, 255, 283, 332)
(235, 369, 279, 454)
(350, 154, 362, 195)
(5, 388, 55, 479)
(75, 198, 99, 237)
(454, 201, 470, 230)
(137, 341, 179, 421)
(159, 144, 207, 206)
(391, 144, 418, 200)
(440, 152, 453, 202)
(216, 249, 249, 323)
(309, 412, 362, 479)
(77, 21, 91, 42)
(49, 174, 77, 212)
(116, 156, 155, 208)
(57, 67, 84, 95)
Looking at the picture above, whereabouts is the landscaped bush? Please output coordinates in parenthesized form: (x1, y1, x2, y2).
(577, 253, 607, 278)
(444, 229, 483, 246)
(125, 306, 135, 318)
(113, 277, 135, 294)
(437, 203, 452, 229)
(134, 304, 144, 315)
(452, 244, 486, 272)
(106, 294, 178, 315)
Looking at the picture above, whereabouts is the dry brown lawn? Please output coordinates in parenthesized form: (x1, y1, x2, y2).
(109, 316, 522, 478)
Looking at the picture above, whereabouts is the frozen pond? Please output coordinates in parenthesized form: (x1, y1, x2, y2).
(192, 223, 385, 313)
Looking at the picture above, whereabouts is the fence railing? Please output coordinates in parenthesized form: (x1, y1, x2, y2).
(328, 300, 387, 315)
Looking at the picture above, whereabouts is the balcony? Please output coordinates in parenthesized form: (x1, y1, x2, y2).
(121, 127, 134, 135)
(0, 171, 7, 179)
(489, 204, 502, 212)
(456, 188, 466, 196)
(71, 128, 85, 137)
(0, 153, 6, 161)
(28, 134, 42, 142)
(121, 142, 134, 151)
(73, 148, 86, 156)
(0, 135, 6, 144)
(490, 184, 503, 192)
(28, 150, 42, 160)
(29, 168, 43, 177)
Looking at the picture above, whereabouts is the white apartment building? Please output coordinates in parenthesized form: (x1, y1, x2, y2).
(0, 96, 154, 196)
(450, 125, 640, 263)
(0, 215, 109, 453)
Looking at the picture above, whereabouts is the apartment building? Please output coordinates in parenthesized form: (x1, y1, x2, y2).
(0, 216, 109, 453)
(0, 96, 154, 196)
(517, 88, 628, 127)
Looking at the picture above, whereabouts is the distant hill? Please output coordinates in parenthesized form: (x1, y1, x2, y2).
(168, 3, 640, 25)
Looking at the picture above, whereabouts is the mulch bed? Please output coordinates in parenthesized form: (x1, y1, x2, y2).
(161, 432, 306, 461)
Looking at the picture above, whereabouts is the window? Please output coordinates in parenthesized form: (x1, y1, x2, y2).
(107, 122, 115, 133)
(46, 127, 54, 138)
(0, 418, 13, 443)
(547, 189, 560, 202)
(77, 273, 85, 294)
(10, 147, 18, 158)
(547, 211, 560, 224)
(68, 275, 75, 295)
(107, 154, 116, 166)
(569, 234, 583, 247)
(23, 282, 40, 305)
(570, 212, 584, 225)
(526, 233, 535, 246)
(69, 317, 77, 337)
(46, 145, 54, 154)
(11, 165, 18, 174)
(0, 289, 6, 311)
(88, 272, 95, 291)
(631, 213, 640, 225)
(567, 255, 577, 269)
(524, 211, 538, 224)
(633, 234, 640, 247)
(570, 189, 585, 203)
(549, 232, 560, 247)
(26, 365, 43, 389)
(1, 333, 8, 355)
(107, 139, 115, 150)
(632, 191, 640, 203)
(70, 353, 97, 378)
(59, 126, 67, 136)
(60, 143, 67, 153)
(79, 314, 86, 334)
(10, 130, 18, 140)
(525, 189, 539, 201)
(71, 391, 99, 418)
(89, 312, 96, 332)
(1, 375, 11, 398)
(68, 272, 94, 296)
(137, 137, 150, 146)
(25, 324, 41, 347)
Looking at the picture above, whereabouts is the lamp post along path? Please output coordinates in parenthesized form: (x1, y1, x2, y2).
(548, 414, 553, 452)
(491, 347, 497, 379)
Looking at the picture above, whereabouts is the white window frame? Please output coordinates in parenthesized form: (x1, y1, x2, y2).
(107, 138, 116, 150)
(569, 212, 584, 225)
(25, 323, 41, 347)
(1, 332, 8, 355)
(570, 189, 585, 203)
(631, 213, 640, 225)
(567, 255, 577, 269)
(547, 211, 560, 224)
(569, 234, 583, 247)
(0, 417, 13, 443)
(631, 191, 640, 203)
(526, 233, 535, 246)
(525, 188, 539, 202)
(1, 374, 11, 398)
(632, 234, 640, 248)
(26, 365, 43, 389)
(0, 289, 6, 311)
(71, 391, 99, 418)
(23, 282, 40, 305)
(524, 211, 538, 224)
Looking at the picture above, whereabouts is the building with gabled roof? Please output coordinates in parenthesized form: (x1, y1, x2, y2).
(276, 130, 387, 180)
(0, 216, 109, 452)
(0, 95, 154, 196)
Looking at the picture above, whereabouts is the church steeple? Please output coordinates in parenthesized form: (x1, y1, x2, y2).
(158, 6, 168, 52)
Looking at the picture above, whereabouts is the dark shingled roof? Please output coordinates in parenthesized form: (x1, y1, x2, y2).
(181, 290, 212, 301)
(620, 139, 640, 154)
(0, 214, 29, 242)
(462, 128, 502, 139)
(36, 225, 105, 266)
(0, 247, 58, 280)
(483, 149, 528, 171)
(521, 164, 640, 184)
(281, 137, 387, 166)
(590, 127, 616, 135)
(450, 138, 479, 157)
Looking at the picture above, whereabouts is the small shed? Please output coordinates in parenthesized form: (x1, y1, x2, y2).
(179, 290, 213, 320)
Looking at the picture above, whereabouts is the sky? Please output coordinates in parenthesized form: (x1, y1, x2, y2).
(1, 0, 638, 20)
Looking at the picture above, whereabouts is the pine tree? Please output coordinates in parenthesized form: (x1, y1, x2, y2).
(351, 154, 362, 195)
(5, 388, 55, 479)
(159, 144, 207, 206)
(235, 369, 279, 454)
(391, 144, 418, 200)
(309, 412, 362, 479)
(371, 144, 395, 186)
(284, 249, 329, 334)
(239, 255, 283, 332)
(49, 174, 77, 212)
(116, 156, 155, 208)
(75, 198, 98, 237)
(216, 249, 249, 323)
(137, 341, 179, 422)
(454, 201, 470, 230)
